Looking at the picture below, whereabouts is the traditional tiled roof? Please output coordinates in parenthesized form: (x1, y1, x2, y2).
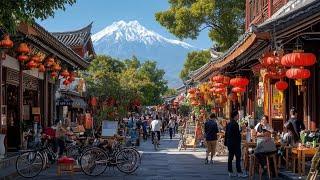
(52, 23, 93, 47)
(28, 23, 90, 69)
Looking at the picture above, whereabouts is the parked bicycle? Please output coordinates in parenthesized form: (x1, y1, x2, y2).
(79, 137, 141, 176)
(16, 138, 57, 178)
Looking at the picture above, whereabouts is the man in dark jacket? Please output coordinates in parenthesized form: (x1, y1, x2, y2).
(204, 113, 219, 164)
(225, 111, 247, 178)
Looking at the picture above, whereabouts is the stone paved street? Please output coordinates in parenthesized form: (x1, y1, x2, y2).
(15, 135, 233, 180)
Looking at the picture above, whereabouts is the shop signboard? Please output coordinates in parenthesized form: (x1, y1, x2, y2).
(102, 120, 118, 137)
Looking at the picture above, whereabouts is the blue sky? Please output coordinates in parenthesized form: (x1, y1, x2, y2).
(38, 0, 212, 49)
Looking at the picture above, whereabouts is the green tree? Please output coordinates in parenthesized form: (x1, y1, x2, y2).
(164, 88, 178, 97)
(155, 0, 245, 51)
(180, 50, 211, 81)
(0, 0, 76, 33)
(83, 55, 168, 123)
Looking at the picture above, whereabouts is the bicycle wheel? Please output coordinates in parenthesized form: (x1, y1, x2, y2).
(80, 147, 108, 176)
(16, 151, 43, 178)
(123, 147, 141, 169)
(116, 148, 139, 174)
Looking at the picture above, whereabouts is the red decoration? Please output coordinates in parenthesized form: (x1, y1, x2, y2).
(213, 83, 225, 88)
(214, 88, 226, 94)
(91, 97, 97, 106)
(286, 68, 311, 79)
(261, 55, 281, 66)
(232, 87, 246, 93)
(230, 77, 249, 87)
(281, 52, 316, 67)
(16, 43, 30, 54)
(58, 156, 75, 164)
(0, 35, 13, 49)
(266, 69, 286, 79)
(211, 75, 224, 83)
(26, 60, 37, 69)
(275, 80, 288, 91)
(51, 71, 58, 78)
(63, 79, 70, 85)
(17, 55, 29, 62)
(52, 63, 61, 71)
(188, 88, 196, 94)
(68, 76, 75, 82)
(38, 64, 46, 72)
(61, 70, 70, 78)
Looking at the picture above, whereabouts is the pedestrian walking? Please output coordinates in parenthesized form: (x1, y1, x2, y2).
(288, 107, 305, 138)
(150, 115, 162, 145)
(225, 111, 247, 178)
(168, 117, 175, 139)
(204, 113, 219, 164)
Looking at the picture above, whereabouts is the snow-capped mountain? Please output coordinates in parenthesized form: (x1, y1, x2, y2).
(92, 20, 198, 87)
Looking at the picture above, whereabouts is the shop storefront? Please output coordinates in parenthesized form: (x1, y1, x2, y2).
(0, 22, 91, 153)
(190, 0, 320, 131)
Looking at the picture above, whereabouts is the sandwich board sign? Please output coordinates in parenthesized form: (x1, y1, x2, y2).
(102, 120, 118, 137)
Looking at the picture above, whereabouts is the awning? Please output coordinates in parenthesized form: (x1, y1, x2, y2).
(71, 97, 87, 109)
(56, 97, 73, 106)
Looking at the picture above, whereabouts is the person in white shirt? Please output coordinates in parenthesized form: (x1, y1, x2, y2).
(150, 115, 162, 144)
(168, 118, 175, 139)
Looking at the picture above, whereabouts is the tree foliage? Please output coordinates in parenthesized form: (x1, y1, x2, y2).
(0, 0, 76, 33)
(180, 50, 211, 81)
(83, 55, 168, 122)
(155, 0, 245, 51)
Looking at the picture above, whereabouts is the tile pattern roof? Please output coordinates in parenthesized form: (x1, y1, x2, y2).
(52, 23, 93, 47)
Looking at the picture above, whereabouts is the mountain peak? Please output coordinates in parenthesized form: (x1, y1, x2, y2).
(92, 20, 193, 48)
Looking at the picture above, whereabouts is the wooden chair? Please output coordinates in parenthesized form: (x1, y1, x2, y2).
(249, 153, 278, 180)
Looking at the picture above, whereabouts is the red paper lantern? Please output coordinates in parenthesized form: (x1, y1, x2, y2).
(61, 70, 70, 78)
(51, 71, 58, 78)
(213, 83, 226, 88)
(209, 87, 216, 93)
(232, 87, 246, 93)
(26, 60, 37, 69)
(267, 69, 286, 79)
(38, 64, 46, 72)
(230, 77, 249, 87)
(286, 68, 310, 79)
(275, 80, 288, 91)
(16, 43, 30, 54)
(281, 52, 316, 67)
(0, 35, 13, 49)
(17, 55, 29, 62)
(261, 55, 280, 66)
(211, 75, 224, 83)
(214, 88, 226, 94)
(188, 88, 196, 94)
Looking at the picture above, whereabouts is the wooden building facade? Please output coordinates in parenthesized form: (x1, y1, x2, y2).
(191, 0, 320, 131)
(0, 22, 90, 152)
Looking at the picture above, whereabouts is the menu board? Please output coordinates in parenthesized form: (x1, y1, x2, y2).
(271, 85, 283, 119)
(102, 120, 118, 137)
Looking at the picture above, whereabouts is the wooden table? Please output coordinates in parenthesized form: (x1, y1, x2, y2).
(292, 147, 317, 176)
